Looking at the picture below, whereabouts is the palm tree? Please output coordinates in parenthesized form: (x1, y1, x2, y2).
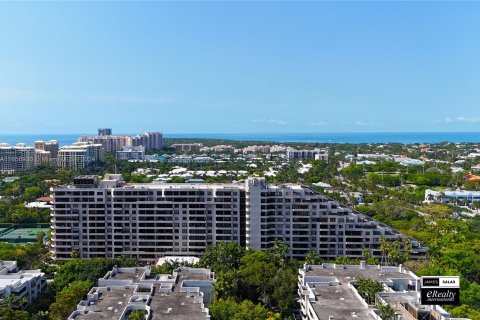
(355, 277, 384, 305)
(380, 237, 390, 266)
(0, 294, 28, 310)
(304, 251, 322, 265)
(376, 300, 397, 319)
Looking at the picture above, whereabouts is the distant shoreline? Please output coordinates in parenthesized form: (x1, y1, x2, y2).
(0, 132, 480, 146)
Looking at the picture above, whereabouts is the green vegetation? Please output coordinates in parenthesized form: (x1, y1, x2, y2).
(199, 241, 296, 320)
(127, 310, 146, 320)
(354, 277, 384, 305)
(2, 140, 480, 318)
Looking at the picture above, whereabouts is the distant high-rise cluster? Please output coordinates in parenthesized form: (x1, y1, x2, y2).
(0, 129, 164, 172)
(0, 143, 36, 173)
(79, 129, 163, 152)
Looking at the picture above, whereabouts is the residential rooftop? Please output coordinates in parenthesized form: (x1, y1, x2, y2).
(69, 266, 215, 320)
(298, 262, 468, 320)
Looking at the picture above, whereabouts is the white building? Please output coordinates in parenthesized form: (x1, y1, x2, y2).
(298, 262, 468, 320)
(357, 153, 391, 160)
(78, 135, 131, 152)
(0, 143, 35, 173)
(68, 265, 214, 320)
(425, 189, 480, 205)
(394, 157, 424, 167)
(51, 175, 425, 262)
(171, 143, 204, 152)
(0, 261, 46, 304)
(57, 143, 104, 169)
(116, 146, 145, 161)
(287, 148, 328, 161)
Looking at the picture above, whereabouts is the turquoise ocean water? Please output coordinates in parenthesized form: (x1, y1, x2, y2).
(0, 132, 480, 146)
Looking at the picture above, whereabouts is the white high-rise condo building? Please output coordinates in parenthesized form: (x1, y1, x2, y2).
(57, 143, 104, 170)
(0, 143, 35, 173)
(51, 175, 426, 261)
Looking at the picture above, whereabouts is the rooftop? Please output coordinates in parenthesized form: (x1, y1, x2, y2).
(299, 262, 467, 320)
(74, 287, 136, 320)
(70, 266, 214, 320)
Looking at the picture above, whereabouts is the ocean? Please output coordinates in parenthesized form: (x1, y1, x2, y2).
(0, 132, 480, 146)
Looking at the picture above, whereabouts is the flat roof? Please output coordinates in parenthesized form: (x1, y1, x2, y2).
(303, 266, 417, 320)
(75, 287, 135, 320)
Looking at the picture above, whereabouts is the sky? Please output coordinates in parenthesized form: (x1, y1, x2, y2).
(1, 2, 480, 134)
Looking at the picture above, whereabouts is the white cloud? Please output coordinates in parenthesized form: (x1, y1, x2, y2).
(307, 121, 328, 127)
(434, 116, 480, 124)
(457, 116, 480, 123)
(354, 120, 374, 126)
(253, 118, 287, 125)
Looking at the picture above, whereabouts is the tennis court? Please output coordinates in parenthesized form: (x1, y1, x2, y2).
(0, 228, 49, 243)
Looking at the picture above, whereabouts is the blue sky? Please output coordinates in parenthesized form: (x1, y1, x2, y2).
(1, 2, 480, 134)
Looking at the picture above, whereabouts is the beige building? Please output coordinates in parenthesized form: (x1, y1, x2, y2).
(57, 143, 104, 169)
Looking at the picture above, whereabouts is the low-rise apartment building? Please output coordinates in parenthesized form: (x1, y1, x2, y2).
(116, 146, 145, 161)
(298, 262, 468, 320)
(287, 148, 328, 161)
(171, 143, 204, 152)
(68, 265, 215, 320)
(51, 175, 425, 262)
(425, 189, 480, 205)
(0, 261, 47, 304)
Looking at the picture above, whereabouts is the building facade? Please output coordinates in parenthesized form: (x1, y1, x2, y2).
(171, 143, 204, 152)
(57, 143, 104, 170)
(298, 262, 467, 320)
(98, 128, 112, 136)
(51, 175, 425, 261)
(287, 148, 328, 161)
(0, 143, 35, 173)
(0, 261, 47, 304)
(425, 189, 480, 205)
(116, 146, 145, 161)
(35, 140, 59, 161)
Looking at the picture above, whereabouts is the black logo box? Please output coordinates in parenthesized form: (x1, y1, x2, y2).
(421, 288, 460, 306)
(422, 278, 440, 287)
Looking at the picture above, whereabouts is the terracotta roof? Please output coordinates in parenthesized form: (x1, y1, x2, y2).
(36, 196, 53, 202)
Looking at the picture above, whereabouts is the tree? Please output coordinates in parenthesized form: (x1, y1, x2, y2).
(269, 239, 289, 268)
(49, 280, 91, 320)
(199, 242, 244, 274)
(53, 258, 138, 291)
(214, 270, 242, 301)
(376, 301, 397, 319)
(0, 294, 28, 310)
(240, 251, 277, 306)
(304, 251, 323, 265)
(209, 298, 281, 320)
(355, 277, 383, 305)
(0, 307, 30, 320)
(128, 310, 145, 320)
(23, 186, 43, 202)
(36, 231, 46, 244)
